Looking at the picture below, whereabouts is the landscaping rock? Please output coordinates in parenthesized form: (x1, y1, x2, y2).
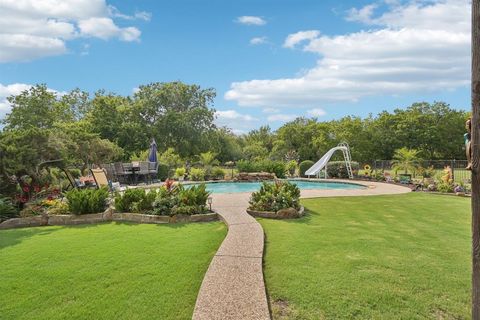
(169, 214, 189, 223)
(0, 215, 48, 229)
(276, 207, 300, 218)
(236, 172, 276, 181)
(190, 213, 218, 222)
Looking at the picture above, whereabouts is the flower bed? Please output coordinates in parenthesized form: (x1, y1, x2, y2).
(0, 181, 218, 229)
(247, 181, 303, 219)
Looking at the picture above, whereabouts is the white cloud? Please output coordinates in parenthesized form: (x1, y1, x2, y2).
(215, 109, 259, 133)
(0, 0, 148, 62)
(0, 83, 32, 114)
(250, 36, 268, 45)
(346, 4, 378, 24)
(78, 17, 140, 41)
(236, 16, 266, 26)
(267, 114, 297, 122)
(108, 6, 151, 21)
(262, 107, 280, 113)
(226, 0, 470, 108)
(307, 108, 326, 117)
(216, 110, 257, 122)
(283, 30, 320, 49)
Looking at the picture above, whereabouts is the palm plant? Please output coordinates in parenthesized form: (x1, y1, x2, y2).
(391, 148, 422, 174)
(197, 152, 218, 178)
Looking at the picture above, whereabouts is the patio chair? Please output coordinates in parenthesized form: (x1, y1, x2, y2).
(90, 168, 111, 190)
(114, 162, 133, 184)
(101, 163, 116, 182)
(63, 168, 86, 190)
(136, 161, 150, 184)
(148, 162, 158, 183)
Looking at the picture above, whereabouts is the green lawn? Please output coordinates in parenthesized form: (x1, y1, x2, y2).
(260, 193, 471, 319)
(0, 222, 226, 320)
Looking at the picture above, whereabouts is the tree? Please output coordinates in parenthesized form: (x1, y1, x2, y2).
(133, 82, 217, 157)
(391, 148, 422, 174)
(2, 84, 59, 130)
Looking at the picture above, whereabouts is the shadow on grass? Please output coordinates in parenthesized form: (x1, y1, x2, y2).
(0, 227, 59, 251)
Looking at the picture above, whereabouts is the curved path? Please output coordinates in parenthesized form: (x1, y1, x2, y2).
(192, 180, 410, 320)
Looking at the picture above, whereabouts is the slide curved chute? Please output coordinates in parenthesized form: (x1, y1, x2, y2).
(305, 143, 353, 178)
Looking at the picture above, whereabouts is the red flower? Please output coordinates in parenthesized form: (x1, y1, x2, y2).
(22, 186, 30, 193)
(33, 185, 41, 193)
(20, 196, 28, 203)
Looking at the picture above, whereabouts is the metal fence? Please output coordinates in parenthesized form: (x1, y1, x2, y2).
(372, 159, 471, 183)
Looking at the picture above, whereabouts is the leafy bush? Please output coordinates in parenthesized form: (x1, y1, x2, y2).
(175, 167, 186, 179)
(171, 205, 207, 216)
(43, 199, 70, 215)
(157, 163, 169, 180)
(0, 197, 18, 220)
(178, 184, 210, 207)
(249, 181, 300, 212)
(211, 167, 225, 180)
(299, 160, 314, 177)
(65, 188, 109, 215)
(286, 160, 298, 176)
(190, 168, 206, 181)
(114, 188, 157, 213)
(236, 159, 286, 178)
(151, 183, 210, 216)
(326, 161, 360, 178)
(437, 181, 454, 193)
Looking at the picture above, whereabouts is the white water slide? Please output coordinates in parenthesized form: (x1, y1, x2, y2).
(304, 142, 354, 179)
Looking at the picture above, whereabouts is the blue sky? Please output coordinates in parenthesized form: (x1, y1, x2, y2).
(0, 0, 470, 133)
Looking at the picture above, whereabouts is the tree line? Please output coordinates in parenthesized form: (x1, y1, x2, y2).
(0, 81, 469, 189)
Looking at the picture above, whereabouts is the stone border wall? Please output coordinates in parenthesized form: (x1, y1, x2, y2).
(0, 208, 219, 230)
(247, 206, 305, 219)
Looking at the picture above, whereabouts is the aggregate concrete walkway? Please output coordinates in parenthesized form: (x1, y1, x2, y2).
(192, 191, 270, 320)
(192, 180, 410, 320)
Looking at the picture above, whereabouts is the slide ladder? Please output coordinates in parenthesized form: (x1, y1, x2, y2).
(305, 142, 354, 179)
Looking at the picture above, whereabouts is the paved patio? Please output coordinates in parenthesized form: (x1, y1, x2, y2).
(192, 180, 411, 320)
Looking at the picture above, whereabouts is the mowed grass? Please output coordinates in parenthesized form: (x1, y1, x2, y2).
(0, 222, 226, 320)
(259, 193, 470, 319)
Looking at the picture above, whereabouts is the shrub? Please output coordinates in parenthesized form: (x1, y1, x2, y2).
(437, 181, 454, 193)
(157, 163, 169, 180)
(43, 199, 70, 215)
(175, 167, 186, 179)
(236, 160, 256, 173)
(171, 205, 207, 216)
(326, 161, 360, 178)
(178, 184, 210, 207)
(249, 181, 300, 212)
(211, 167, 225, 180)
(190, 168, 206, 181)
(65, 188, 109, 215)
(286, 160, 298, 176)
(0, 197, 18, 220)
(114, 188, 157, 213)
(151, 183, 209, 216)
(236, 159, 286, 178)
(299, 160, 314, 176)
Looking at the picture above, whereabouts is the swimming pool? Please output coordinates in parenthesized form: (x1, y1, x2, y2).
(187, 180, 366, 194)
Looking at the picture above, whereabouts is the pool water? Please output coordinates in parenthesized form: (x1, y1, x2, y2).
(187, 180, 365, 194)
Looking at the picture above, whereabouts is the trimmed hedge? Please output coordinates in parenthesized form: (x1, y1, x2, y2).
(326, 161, 359, 178)
(157, 163, 169, 180)
(299, 160, 314, 177)
(236, 160, 286, 179)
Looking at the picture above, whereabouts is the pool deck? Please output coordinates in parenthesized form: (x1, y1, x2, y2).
(192, 179, 411, 320)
